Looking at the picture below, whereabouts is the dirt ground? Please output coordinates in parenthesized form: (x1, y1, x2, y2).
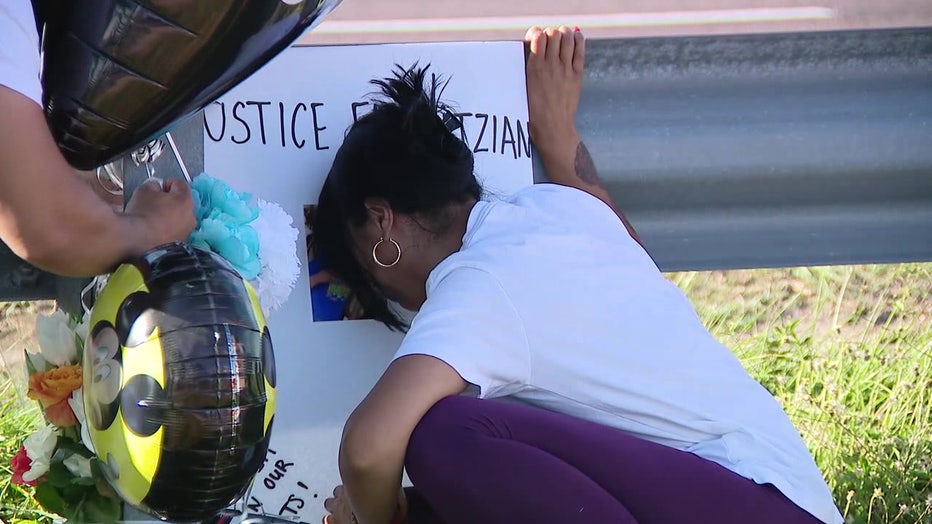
(0, 301, 54, 381)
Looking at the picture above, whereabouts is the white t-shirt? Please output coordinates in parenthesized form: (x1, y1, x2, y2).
(0, 0, 43, 106)
(395, 184, 843, 524)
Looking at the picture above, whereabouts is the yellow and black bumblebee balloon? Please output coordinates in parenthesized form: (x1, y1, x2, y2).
(83, 242, 276, 522)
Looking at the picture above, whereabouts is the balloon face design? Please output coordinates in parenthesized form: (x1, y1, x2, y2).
(84, 243, 277, 521)
(33, 0, 342, 169)
(86, 321, 122, 431)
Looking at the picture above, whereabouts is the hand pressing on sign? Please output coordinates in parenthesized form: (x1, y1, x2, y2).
(524, 26, 642, 246)
(322, 485, 356, 524)
(323, 484, 408, 524)
(525, 26, 584, 170)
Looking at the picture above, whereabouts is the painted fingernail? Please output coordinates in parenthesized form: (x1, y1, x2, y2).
(574, 26, 581, 32)
(145, 176, 165, 190)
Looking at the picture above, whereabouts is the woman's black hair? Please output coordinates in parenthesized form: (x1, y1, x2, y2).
(311, 63, 481, 330)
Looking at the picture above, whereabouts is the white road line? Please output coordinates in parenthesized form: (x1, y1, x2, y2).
(312, 7, 835, 34)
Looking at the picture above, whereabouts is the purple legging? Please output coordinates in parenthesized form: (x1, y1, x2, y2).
(403, 395, 823, 524)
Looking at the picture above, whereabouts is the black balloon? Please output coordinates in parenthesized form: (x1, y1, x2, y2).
(84, 243, 276, 521)
(32, 0, 341, 169)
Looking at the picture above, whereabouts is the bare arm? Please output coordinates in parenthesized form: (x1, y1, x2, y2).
(335, 355, 467, 524)
(539, 130, 644, 246)
(0, 87, 195, 276)
(525, 26, 644, 247)
(74, 168, 124, 213)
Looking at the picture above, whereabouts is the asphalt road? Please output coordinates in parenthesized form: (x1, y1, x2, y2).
(299, 0, 932, 44)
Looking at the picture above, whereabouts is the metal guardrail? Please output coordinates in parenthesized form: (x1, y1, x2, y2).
(0, 242, 87, 312)
(569, 26, 932, 271)
(2, 27, 931, 304)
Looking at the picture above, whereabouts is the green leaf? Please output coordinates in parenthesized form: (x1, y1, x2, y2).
(64, 426, 81, 446)
(53, 432, 90, 457)
(34, 482, 68, 517)
(51, 445, 71, 464)
(90, 457, 106, 476)
(24, 348, 36, 375)
(44, 461, 75, 489)
(72, 475, 97, 486)
(58, 482, 91, 506)
(74, 331, 85, 363)
(23, 348, 45, 375)
(79, 492, 123, 523)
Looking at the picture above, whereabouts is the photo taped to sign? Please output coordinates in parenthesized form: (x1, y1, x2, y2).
(304, 205, 366, 322)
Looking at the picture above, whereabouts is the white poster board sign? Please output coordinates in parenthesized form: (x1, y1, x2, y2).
(204, 41, 532, 521)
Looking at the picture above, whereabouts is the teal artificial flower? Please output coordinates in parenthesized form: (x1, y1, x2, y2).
(188, 174, 262, 280)
(191, 174, 258, 224)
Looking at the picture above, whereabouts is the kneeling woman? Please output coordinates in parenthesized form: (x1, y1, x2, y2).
(317, 27, 842, 524)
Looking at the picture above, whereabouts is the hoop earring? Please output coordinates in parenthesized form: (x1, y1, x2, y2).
(372, 237, 402, 268)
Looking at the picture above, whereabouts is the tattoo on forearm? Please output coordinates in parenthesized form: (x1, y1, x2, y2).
(574, 141, 603, 187)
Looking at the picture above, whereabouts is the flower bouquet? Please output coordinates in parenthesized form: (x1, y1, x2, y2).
(11, 310, 122, 523)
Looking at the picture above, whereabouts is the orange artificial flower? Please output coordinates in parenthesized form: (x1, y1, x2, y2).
(45, 397, 79, 427)
(28, 364, 83, 408)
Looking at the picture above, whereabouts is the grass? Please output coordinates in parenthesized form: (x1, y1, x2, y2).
(0, 374, 55, 523)
(1, 264, 930, 523)
(671, 264, 932, 523)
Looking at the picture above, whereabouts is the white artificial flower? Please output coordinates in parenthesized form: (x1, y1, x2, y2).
(35, 310, 78, 366)
(73, 310, 91, 349)
(67, 388, 96, 454)
(63, 454, 93, 479)
(22, 425, 58, 482)
(251, 199, 301, 317)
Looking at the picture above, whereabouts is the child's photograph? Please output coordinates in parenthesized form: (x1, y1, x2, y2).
(304, 205, 365, 322)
